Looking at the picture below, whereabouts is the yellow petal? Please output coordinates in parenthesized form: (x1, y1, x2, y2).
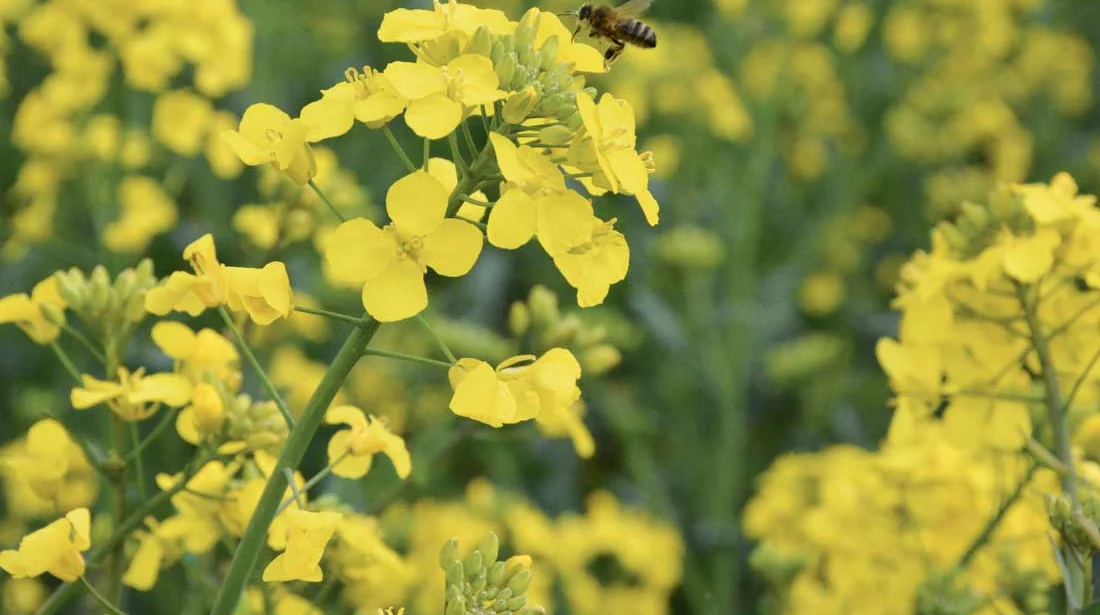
(377, 9, 446, 43)
(123, 536, 164, 591)
(151, 321, 197, 360)
(449, 361, 516, 427)
(129, 373, 193, 407)
(422, 218, 483, 277)
(65, 508, 91, 551)
(360, 259, 428, 322)
(404, 94, 463, 140)
(322, 218, 397, 287)
(487, 190, 537, 249)
(384, 61, 446, 100)
(328, 431, 373, 479)
(221, 130, 273, 166)
(383, 433, 412, 479)
(71, 375, 123, 409)
(386, 171, 448, 238)
(426, 157, 459, 192)
(324, 405, 368, 429)
(300, 83, 356, 142)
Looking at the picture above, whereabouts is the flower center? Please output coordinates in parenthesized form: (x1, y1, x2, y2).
(602, 126, 634, 152)
(263, 128, 284, 145)
(440, 66, 466, 99)
(387, 224, 425, 262)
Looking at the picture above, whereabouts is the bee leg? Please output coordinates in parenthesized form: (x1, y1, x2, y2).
(571, 24, 581, 42)
(604, 39, 625, 66)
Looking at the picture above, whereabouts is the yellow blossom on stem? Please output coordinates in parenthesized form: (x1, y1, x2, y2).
(262, 509, 342, 583)
(485, 132, 572, 250)
(152, 89, 215, 157)
(0, 508, 90, 582)
(0, 276, 67, 344)
(151, 321, 240, 385)
(378, 0, 512, 44)
(222, 103, 316, 185)
(70, 367, 192, 421)
(571, 92, 660, 226)
(538, 195, 630, 307)
(325, 405, 411, 479)
(1, 419, 98, 513)
(300, 67, 409, 139)
(103, 175, 178, 254)
(322, 171, 483, 322)
(384, 55, 505, 139)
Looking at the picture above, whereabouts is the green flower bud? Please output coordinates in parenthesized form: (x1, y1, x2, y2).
(441, 538, 461, 568)
(514, 24, 536, 51)
(445, 597, 466, 615)
(521, 608, 547, 615)
(487, 560, 508, 586)
(507, 570, 531, 595)
(86, 266, 111, 314)
(581, 344, 622, 376)
(470, 572, 487, 593)
(463, 550, 483, 578)
(114, 269, 137, 298)
(39, 303, 66, 328)
(539, 92, 567, 116)
(502, 87, 538, 125)
(538, 125, 574, 146)
(496, 53, 518, 88)
(505, 595, 527, 611)
(543, 315, 582, 347)
(467, 25, 493, 57)
(518, 7, 540, 30)
(517, 45, 540, 70)
(478, 532, 500, 567)
(55, 269, 86, 307)
(528, 286, 559, 326)
(446, 561, 466, 586)
(135, 258, 155, 283)
(494, 588, 512, 603)
(538, 37, 559, 70)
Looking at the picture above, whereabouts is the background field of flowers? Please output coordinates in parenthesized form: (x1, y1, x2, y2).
(4, 0, 1100, 614)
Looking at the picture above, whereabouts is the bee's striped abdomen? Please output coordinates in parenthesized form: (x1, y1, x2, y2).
(618, 18, 657, 48)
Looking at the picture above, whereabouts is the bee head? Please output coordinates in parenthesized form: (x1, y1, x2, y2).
(578, 4, 592, 19)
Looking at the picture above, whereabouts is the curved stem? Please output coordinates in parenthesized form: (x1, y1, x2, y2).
(79, 577, 128, 615)
(956, 463, 1038, 569)
(307, 180, 346, 223)
(383, 125, 417, 173)
(274, 450, 351, 516)
(363, 347, 453, 368)
(125, 409, 177, 465)
(415, 314, 457, 364)
(217, 307, 296, 429)
(294, 305, 364, 328)
(208, 317, 381, 615)
(62, 324, 106, 363)
(50, 340, 83, 383)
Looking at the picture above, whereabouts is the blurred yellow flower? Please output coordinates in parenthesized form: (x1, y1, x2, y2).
(537, 195, 629, 307)
(325, 405, 411, 479)
(206, 111, 246, 179)
(322, 171, 482, 322)
(152, 89, 215, 157)
(0, 508, 90, 582)
(0, 276, 67, 344)
(71, 367, 192, 421)
(385, 55, 505, 139)
(103, 175, 178, 254)
(0, 419, 98, 514)
(222, 103, 316, 185)
(262, 510, 342, 583)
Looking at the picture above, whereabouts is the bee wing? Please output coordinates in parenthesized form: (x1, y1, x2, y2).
(615, 0, 654, 17)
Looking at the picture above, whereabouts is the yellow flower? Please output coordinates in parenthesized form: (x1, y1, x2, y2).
(385, 55, 505, 139)
(145, 234, 294, 325)
(485, 132, 573, 250)
(103, 175, 178, 254)
(426, 157, 489, 222)
(378, 0, 512, 44)
(0, 508, 90, 582)
(176, 382, 226, 445)
(1002, 228, 1060, 283)
(0, 419, 98, 514)
(71, 367, 192, 421)
(325, 406, 411, 479)
(448, 348, 590, 455)
(322, 171, 483, 322)
(152, 89, 215, 157)
(570, 93, 660, 226)
(222, 103, 316, 185)
(206, 111, 245, 179)
(151, 321, 240, 385)
(538, 196, 629, 307)
(1015, 171, 1098, 225)
(531, 10, 607, 74)
(0, 276, 67, 344)
(262, 510, 342, 583)
(300, 67, 409, 139)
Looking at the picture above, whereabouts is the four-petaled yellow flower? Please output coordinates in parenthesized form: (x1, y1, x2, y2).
(300, 67, 409, 140)
(385, 55, 505, 139)
(325, 405, 412, 479)
(222, 103, 317, 185)
(571, 92, 660, 226)
(262, 509, 342, 583)
(538, 195, 630, 307)
(485, 132, 574, 250)
(71, 367, 192, 421)
(322, 171, 482, 322)
(145, 234, 294, 325)
(378, 0, 512, 43)
(0, 508, 91, 582)
(448, 348, 592, 456)
(0, 276, 67, 344)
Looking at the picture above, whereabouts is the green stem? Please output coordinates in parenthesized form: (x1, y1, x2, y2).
(125, 409, 177, 464)
(448, 133, 469, 172)
(382, 125, 417, 173)
(129, 422, 148, 502)
(79, 577, 128, 615)
(217, 307, 296, 429)
(35, 452, 215, 615)
(50, 340, 83, 383)
(363, 347, 453, 369)
(294, 305, 364, 328)
(62, 324, 106, 363)
(457, 194, 491, 207)
(415, 314, 457, 364)
(422, 137, 431, 170)
(956, 463, 1038, 569)
(283, 468, 305, 508)
(307, 180, 347, 223)
(444, 137, 499, 218)
(208, 316, 381, 615)
(274, 451, 351, 516)
(107, 416, 128, 605)
(460, 121, 479, 160)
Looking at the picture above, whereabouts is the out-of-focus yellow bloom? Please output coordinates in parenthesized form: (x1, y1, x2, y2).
(145, 234, 294, 325)
(325, 406, 411, 479)
(151, 321, 240, 385)
(384, 55, 505, 139)
(0, 419, 98, 517)
(103, 175, 178, 254)
(322, 171, 482, 322)
(571, 92, 659, 226)
(378, 0, 512, 43)
(0, 508, 90, 582)
(262, 510, 342, 583)
(152, 90, 215, 157)
(71, 367, 192, 421)
(222, 103, 316, 185)
(0, 276, 67, 344)
(538, 196, 629, 308)
(1, 578, 47, 614)
(205, 111, 245, 179)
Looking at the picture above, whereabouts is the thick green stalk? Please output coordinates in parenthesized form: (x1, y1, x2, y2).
(208, 316, 380, 615)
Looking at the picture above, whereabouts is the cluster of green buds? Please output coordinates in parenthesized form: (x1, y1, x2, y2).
(936, 186, 1033, 259)
(439, 532, 544, 615)
(54, 259, 157, 357)
(225, 396, 289, 451)
(652, 226, 727, 271)
(1045, 492, 1100, 554)
(509, 285, 622, 376)
(914, 570, 984, 615)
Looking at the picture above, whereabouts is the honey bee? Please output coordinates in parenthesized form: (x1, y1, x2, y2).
(562, 0, 657, 66)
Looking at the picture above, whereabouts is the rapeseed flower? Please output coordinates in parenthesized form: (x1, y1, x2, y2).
(222, 103, 316, 185)
(71, 367, 192, 421)
(384, 55, 505, 139)
(325, 406, 411, 479)
(262, 510, 342, 583)
(322, 171, 482, 322)
(0, 276, 67, 344)
(300, 67, 408, 139)
(0, 508, 90, 582)
(377, 0, 512, 44)
(538, 196, 630, 307)
(103, 175, 178, 254)
(0, 419, 98, 515)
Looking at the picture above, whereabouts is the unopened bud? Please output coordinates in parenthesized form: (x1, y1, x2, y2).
(86, 267, 111, 314)
(114, 269, 137, 298)
(39, 303, 67, 328)
(538, 37, 560, 69)
(494, 588, 513, 603)
(502, 87, 538, 125)
(505, 595, 527, 611)
(528, 286, 558, 327)
(582, 344, 621, 375)
(478, 532, 500, 566)
(507, 569, 531, 595)
(487, 560, 507, 586)
(463, 549, 483, 578)
(508, 303, 530, 337)
(518, 7, 540, 31)
(538, 125, 574, 146)
(445, 597, 466, 615)
(446, 561, 465, 586)
(514, 24, 536, 51)
(192, 383, 225, 435)
(495, 53, 518, 88)
(467, 25, 493, 57)
(55, 270, 85, 306)
(440, 538, 461, 568)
